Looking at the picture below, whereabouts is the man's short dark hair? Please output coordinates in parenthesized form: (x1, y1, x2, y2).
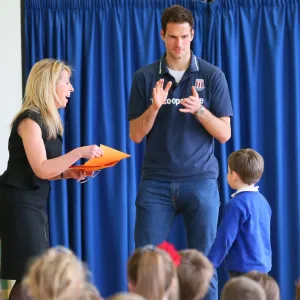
(161, 5, 194, 34)
(228, 149, 264, 185)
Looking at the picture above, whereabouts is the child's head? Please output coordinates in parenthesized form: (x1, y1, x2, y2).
(177, 249, 213, 300)
(221, 277, 266, 300)
(127, 245, 178, 300)
(227, 148, 264, 187)
(245, 271, 280, 300)
(23, 246, 89, 300)
(107, 292, 146, 300)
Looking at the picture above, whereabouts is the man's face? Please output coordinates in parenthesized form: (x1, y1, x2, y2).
(161, 22, 194, 60)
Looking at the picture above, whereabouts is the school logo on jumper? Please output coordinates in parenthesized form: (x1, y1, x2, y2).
(195, 79, 205, 91)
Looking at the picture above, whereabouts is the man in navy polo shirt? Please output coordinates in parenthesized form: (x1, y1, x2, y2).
(128, 5, 233, 300)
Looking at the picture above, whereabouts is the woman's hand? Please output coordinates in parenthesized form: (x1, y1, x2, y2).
(77, 145, 103, 159)
(63, 169, 92, 180)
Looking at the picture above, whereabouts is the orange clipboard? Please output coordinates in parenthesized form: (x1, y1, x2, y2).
(69, 144, 130, 171)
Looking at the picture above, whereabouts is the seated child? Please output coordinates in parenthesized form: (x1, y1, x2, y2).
(22, 246, 101, 300)
(221, 277, 266, 300)
(177, 249, 213, 300)
(127, 243, 179, 300)
(245, 271, 280, 300)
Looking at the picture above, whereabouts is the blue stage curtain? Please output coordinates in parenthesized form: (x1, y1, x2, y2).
(25, 0, 300, 298)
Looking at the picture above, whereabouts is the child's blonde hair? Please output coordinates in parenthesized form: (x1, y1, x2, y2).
(245, 271, 280, 300)
(177, 249, 213, 300)
(23, 246, 89, 300)
(221, 277, 266, 300)
(127, 246, 178, 300)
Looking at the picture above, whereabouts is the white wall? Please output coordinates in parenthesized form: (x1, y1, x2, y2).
(0, 0, 22, 172)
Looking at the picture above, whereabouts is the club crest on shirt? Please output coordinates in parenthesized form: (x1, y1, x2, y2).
(195, 79, 205, 91)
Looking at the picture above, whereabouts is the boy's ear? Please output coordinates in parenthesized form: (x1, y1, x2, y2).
(232, 170, 240, 181)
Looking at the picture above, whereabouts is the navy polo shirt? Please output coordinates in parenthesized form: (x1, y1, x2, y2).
(128, 53, 233, 181)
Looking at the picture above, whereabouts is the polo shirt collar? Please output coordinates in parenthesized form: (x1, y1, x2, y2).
(158, 51, 199, 75)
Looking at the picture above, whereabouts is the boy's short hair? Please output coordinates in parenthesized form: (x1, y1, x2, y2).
(161, 5, 194, 34)
(107, 292, 146, 300)
(245, 271, 280, 300)
(177, 249, 213, 300)
(228, 148, 264, 184)
(221, 277, 266, 300)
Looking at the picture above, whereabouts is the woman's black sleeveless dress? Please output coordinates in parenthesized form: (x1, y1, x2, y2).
(0, 109, 62, 280)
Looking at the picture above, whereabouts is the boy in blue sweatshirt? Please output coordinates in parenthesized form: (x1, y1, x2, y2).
(208, 148, 272, 278)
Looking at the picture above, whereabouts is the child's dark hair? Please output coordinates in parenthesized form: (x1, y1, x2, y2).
(161, 5, 194, 34)
(228, 148, 264, 184)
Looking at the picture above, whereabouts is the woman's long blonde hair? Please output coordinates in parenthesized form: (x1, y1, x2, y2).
(22, 247, 89, 300)
(11, 58, 72, 139)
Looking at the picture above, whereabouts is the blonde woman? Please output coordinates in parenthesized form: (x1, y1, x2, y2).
(22, 246, 101, 300)
(0, 59, 103, 300)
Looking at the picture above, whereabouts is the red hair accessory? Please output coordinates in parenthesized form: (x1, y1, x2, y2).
(157, 241, 181, 267)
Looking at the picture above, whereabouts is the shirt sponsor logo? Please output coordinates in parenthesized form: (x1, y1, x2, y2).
(150, 98, 182, 106)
